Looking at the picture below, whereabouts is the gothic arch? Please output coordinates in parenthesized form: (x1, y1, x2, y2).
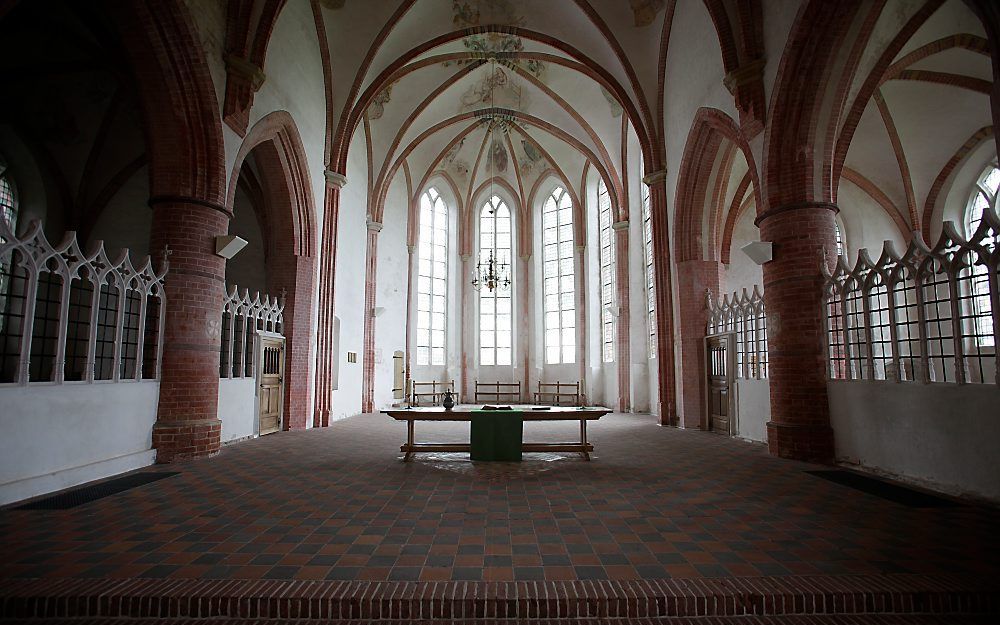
(674, 108, 760, 262)
(228, 111, 318, 430)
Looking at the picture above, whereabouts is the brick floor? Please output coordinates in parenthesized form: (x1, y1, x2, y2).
(0, 412, 997, 622)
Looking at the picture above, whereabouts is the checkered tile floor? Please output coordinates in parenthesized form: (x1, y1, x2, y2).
(2, 411, 998, 586)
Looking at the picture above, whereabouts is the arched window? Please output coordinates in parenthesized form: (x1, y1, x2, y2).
(416, 187, 448, 365)
(0, 171, 16, 234)
(965, 163, 998, 347)
(479, 195, 512, 366)
(542, 186, 575, 364)
(640, 156, 656, 358)
(0, 170, 18, 334)
(598, 180, 615, 362)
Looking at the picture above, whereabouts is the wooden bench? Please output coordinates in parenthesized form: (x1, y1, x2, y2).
(411, 380, 457, 406)
(533, 381, 581, 406)
(474, 380, 521, 404)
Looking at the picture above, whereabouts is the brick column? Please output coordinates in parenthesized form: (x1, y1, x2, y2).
(314, 171, 345, 427)
(757, 202, 837, 462)
(575, 244, 588, 402)
(459, 253, 471, 400)
(675, 260, 722, 429)
(643, 170, 678, 426)
(612, 221, 631, 412)
(148, 198, 230, 462)
(361, 218, 381, 413)
(403, 243, 416, 404)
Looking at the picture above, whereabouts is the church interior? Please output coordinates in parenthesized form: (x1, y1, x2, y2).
(0, 0, 999, 622)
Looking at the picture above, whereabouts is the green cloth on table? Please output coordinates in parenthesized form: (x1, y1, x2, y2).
(470, 410, 524, 461)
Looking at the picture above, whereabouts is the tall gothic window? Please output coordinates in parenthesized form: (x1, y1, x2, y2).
(835, 222, 844, 257)
(416, 187, 448, 365)
(0, 171, 18, 334)
(598, 180, 615, 362)
(640, 162, 656, 358)
(542, 186, 575, 364)
(965, 163, 998, 347)
(0, 173, 15, 232)
(479, 195, 512, 366)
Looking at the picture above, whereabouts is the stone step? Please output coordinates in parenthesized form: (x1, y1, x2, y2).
(1, 574, 995, 622)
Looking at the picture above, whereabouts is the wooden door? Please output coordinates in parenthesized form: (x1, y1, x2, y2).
(258, 337, 284, 435)
(705, 334, 733, 435)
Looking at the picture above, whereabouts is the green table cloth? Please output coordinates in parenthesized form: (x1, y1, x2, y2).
(470, 410, 524, 461)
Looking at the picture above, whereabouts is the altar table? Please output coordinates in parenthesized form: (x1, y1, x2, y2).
(381, 405, 611, 461)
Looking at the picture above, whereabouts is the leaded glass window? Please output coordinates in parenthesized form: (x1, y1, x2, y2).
(479, 195, 512, 366)
(416, 187, 448, 365)
(542, 186, 575, 364)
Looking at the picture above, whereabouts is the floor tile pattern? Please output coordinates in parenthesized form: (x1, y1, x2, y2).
(1, 413, 998, 584)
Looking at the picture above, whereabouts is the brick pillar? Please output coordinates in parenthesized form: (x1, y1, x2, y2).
(757, 202, 837, 462)
(459, 253, 471, 401)
(361, 218, 381, 413)
(613, 221, 631, 412)
(403, 244, 416, 404)
(315, 171, 344, 427)
(148, 198, 230, 462)
(643, 170, 678, 425)
(676, 259, 722, 429)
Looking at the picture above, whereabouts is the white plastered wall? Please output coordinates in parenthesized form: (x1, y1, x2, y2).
(373, 175, 410, 410)
(829, 381, 1000, 501)
(0, 382, 159, 505)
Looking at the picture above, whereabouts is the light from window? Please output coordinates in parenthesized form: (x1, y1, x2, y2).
(965, 164, 998, 347)
(0, 175, 15, 234)
(479, 195, 512, 366)
(835, 222, 844, 258)
(598, 180, 615, 362)
(640, 156, 656, 359)
(542, 186, 575, 364)
(0, 174, 17, 336)
(416, 188, 448, 366)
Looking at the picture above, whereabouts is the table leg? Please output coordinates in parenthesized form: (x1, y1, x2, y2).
(404, 419, 415, 461)
(580, 419, 590, 461)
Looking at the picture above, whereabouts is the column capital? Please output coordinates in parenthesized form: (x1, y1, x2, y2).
(612, 220, 629, 231)
(460, 253, 472, 261)
(642, 170, 667, 186)
(407, 244, 416, 254)
(754, 201, 838, 227)
(723, 57, 765, 95)
(366, 218, 383, 232)
(325, 170, 348, 188)
(224, 53, 266, 91)
(575, 244, 586, 252)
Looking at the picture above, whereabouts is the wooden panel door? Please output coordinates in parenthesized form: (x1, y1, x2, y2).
(706, 334, 733, 435)
(258, 337, 284, 435)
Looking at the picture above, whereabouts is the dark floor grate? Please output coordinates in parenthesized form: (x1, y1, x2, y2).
(806, 470, 960, 508)
(15, 472, 179, 510)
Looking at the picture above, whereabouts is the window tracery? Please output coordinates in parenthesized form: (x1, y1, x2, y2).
(417, 187, 448, 366)
(598, 180, 615, 363)
(479, 195, 512, 366)
(542, 186, 575, 364)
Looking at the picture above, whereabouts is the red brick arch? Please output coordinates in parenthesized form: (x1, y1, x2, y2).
(110, 0, 227, 206)
(228, 111, 318, 431)
(674, 108, 760, 263)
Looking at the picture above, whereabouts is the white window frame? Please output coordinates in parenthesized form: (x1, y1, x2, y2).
(640, 162, 656, 359)
(416, 187, 448, 366)
(598, 179, 615, 363)
(964, 163, 998, 349)
(542, 185, 576, 365)
(478, 195, 513, 366)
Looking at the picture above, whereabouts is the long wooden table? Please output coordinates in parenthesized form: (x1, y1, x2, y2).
(382, 405, 611, 461)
